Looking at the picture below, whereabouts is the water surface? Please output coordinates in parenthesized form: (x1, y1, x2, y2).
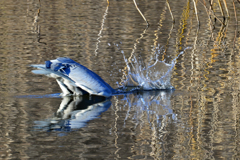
(0, 0, 240, 159)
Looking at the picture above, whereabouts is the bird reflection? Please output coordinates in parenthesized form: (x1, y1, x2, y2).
(34, 95, 111, 131)
(121, 90, 175, 127)
(33, 90, 175, 132)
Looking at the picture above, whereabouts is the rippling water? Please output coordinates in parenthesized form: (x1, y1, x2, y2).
(0, 0, 240, 159)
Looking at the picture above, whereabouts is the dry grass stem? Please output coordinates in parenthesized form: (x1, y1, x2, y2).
(133, 0, 149, 26)
(218, 0, 225, 20)
(223, 0, 229, 17)
(193, 0, 200, 26)
(166, 0, 175, 23)
(232, 0, 238, 47)
(210, 9, 224, 25)
(200, 0, 213, 30)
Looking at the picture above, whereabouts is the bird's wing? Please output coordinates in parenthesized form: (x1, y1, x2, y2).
(31, 64, 74, 83)
(56, 58, 114, 97)
(31, 57, 114, 97)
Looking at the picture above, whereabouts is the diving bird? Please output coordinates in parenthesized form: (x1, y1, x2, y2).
(31, 57, 115, 97)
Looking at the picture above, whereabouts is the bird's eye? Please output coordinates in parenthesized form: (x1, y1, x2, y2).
(64, 64, 69, 68)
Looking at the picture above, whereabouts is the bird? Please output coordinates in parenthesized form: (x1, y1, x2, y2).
(31, 57, 116, 97)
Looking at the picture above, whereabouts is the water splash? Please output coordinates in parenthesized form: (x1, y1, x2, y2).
(119, 47, 190, 91)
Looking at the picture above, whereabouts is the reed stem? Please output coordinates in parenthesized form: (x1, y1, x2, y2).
(166, 0, 175, 23)
(133, 0, 149, 26)
(193, 0, 200, 26)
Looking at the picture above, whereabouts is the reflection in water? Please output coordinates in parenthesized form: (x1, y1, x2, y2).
(34, 95, 111, 131)
(121, 90, 174, 126)
(0, 0, 240, 159)
(111, 90, 176, 159)
(33, 90, 174, 133)
(95, 0, 109, 56)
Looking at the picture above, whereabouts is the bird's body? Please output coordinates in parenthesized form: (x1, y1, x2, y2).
(31, 57, 115, 97)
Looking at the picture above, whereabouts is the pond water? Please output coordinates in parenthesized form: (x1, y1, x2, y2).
(0, 0, 240, 159)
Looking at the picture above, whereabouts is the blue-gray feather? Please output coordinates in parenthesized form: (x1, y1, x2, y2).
(31, 57, 115, 97)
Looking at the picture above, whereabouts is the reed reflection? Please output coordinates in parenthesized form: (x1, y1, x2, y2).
(112, 90, 176, 159)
